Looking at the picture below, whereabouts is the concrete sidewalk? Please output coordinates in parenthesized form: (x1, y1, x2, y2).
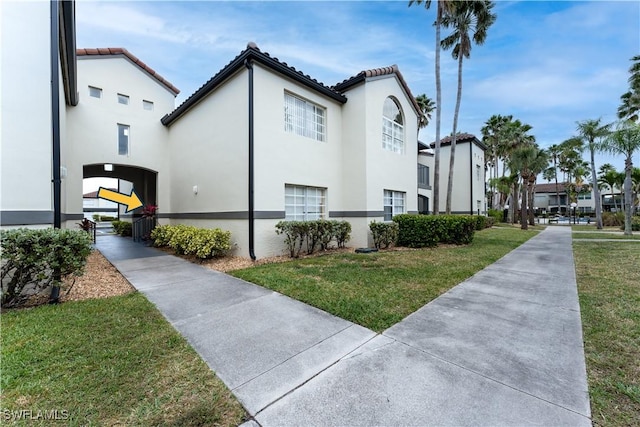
(97, 226, 591, 426)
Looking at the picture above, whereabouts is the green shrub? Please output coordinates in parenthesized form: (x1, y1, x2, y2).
(111, 220, 132, 236)
(334, 220, 352, 248)
(1, 228, 92, 308)
(622, 216, 640, 231)
(488, 208, 503, 223)
(275, 220, 352, 257)
(392, 214, 476, 248)
(602, 212, 625, 227)
(369, 221, 399, 249)
(485, 217, 496, 228)
(474, 216, 487, 231)
(151, 224, 231, 259)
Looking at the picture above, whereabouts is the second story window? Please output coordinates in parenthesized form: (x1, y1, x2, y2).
(118, 124, 129, 156)
(143, 100, 154, 111)
(418, 164, 430, 189)
(284, 93, 326, 142)
(382, 97, 404, 154)
(117, 94, 130, 105)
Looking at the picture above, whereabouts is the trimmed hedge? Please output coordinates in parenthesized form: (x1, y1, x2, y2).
(369, 221, 399, 249)
(488, 208, 503, 223)
(392, 214, 476, 248)
(111, 220, 132, 236)
(151, 224, 231, 259)
(275, 220, 352, 258)
(1, 228, 93, 307)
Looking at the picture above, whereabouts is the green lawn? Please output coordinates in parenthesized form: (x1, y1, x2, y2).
(231, 228, 537, 332)
(573, 232, 640, 240)
(1, 293, 246, 426)
(571, 225, 622, 231)
(573, 241, 640, 426)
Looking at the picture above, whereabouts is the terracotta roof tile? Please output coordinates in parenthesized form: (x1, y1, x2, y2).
(76, 47, 180, 95)
(429, 133, 487, 150)
(333, 65, 422, 117)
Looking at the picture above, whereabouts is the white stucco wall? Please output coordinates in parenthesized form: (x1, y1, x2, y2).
(436, 141, 485, 214)
(1, 1, 53, 224)
(64, 55, 176, 226)
(362, 75, 418, 215)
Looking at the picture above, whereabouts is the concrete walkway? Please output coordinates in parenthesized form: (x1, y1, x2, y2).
(96, 226, 591, 426)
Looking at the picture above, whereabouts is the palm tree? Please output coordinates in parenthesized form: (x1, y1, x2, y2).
(415, 94, 436, 133)
(509, 145, 541, 230)
(598, 169, 622, 212)
(558, 137, 583, 213)
(440, 0, 496, 214)
(547, 144, 563, 213)
(410, 0, 454, 214)
(481, 114, 512, 208)
(576, 118, 610, 228)
(601, 121, 640, 235)
(618, 55, 640, 122)
(527, 148, 549, 225)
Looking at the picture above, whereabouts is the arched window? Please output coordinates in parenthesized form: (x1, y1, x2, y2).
(382, 97, 404, 154)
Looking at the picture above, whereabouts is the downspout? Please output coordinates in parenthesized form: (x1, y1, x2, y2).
(51, 0, 61, 229)
(245, 58, 256, 260)
(50, 0, 61, 304)
(469, 142, 473, 215)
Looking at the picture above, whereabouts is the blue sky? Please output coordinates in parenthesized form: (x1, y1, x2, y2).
(76, 0, 639, 174)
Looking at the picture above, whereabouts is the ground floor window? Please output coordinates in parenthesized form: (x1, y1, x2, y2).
(285, 185, 326, 221)
(384, 190, 405, 221)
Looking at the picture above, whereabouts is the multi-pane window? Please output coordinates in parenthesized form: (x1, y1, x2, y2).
(89, 86, 102, 98)
(117, 93, 130, 105)
(578, 192, 592, 200)
(143, 100, 154, 111)
(117, 124, 129, 156)
(284, 93, 326, 142)
(382, 97, 404, 154)
(285, 185, 326, 221)
(418, 164, 430, 188)
(384, 190, 405, 221)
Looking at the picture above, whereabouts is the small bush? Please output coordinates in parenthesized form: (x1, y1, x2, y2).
(1, 228, 92, 308)
(485, 217, 496, 228)
(392, 214, 476, 248)
(622, 216, 640, 231)
(92, 214, 116, 222)
(275, 220, 352, 257)
(369, 221, 399, 249)
(602, 212, 625, 227)
(488, 208, 503, 223)
(151, 224, 231, 259)
(474, 216, 487, 231)
(111, 220, 132, 236)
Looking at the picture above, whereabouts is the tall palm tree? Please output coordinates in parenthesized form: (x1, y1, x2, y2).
(547, 144, 562, 213)
(558, 136, 583, 213)
(601, 121, 640, 235)
(618, 55, 640, 122)
(481, 114, 512, 208)
(441, 0, 496, 214)
(410, 0, 454, 214)
(415, 94, 435, 133)
(527, 148, 549, 225)
(576, 118, 611, 228)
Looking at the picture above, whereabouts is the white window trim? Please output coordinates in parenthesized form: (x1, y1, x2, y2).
(382, 97, 405, 154)
(143, 100, 154, 111)
(383, 190, 406, 221)
(284, 92, 326, 142)
(285, 184, 327, 221)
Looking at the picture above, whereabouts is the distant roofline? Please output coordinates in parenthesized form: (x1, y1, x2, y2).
(429, 133, 487, 151)
(77, 48, 180, 95)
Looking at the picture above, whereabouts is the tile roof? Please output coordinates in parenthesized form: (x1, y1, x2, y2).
(429, 133, 487, 151)
(162, 42, 347, 126)
(76, 48, 180, 95)
(535, 183, 569, 194)
(333, 65, 422, 116)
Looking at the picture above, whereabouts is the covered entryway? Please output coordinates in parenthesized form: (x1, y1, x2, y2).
(418, 195, 429, 215)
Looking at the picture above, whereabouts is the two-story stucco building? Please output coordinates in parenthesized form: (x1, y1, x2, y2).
(2, 0, 486, 259)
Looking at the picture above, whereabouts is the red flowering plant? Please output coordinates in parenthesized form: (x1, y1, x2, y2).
(141, 204, 158, 218)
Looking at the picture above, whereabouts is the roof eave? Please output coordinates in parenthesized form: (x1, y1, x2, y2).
(162, 48, 347, 127)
